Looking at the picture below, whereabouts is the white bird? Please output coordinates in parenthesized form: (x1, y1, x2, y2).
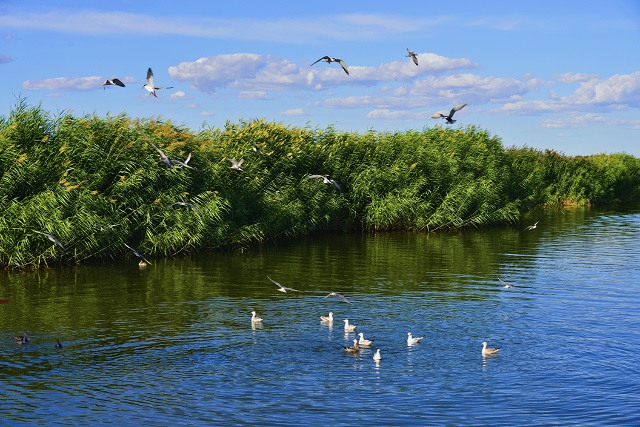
(525, 221, 539, 230)
(170, 153, 197, 170)
(252, 141, 265, 155)
(268, 276, 301, 293)
(482, 341, 500, 356)
(228, 158, 244, 171)
(311, 56, 349, 75)
(373, 349, 382, 361)
(123, 242, 152, 265)
(251, 311, 263, 324)
(358, 332, 374, 347)
(96, 219, 121, 231)
(307, 174, 342, 191)
(432, 104, 467, 124)
(34, 231, 64, 250)
(142, 67, 173, 97)
(407, 332, 424, 346)
(343, 339, 359, 353)
(325, 292, 352, 304)
(102, 78, 125, 88)
(320, 312, 334, 323)
(343, 319, 357, 332)
(405, 48, 418, 66)
(169, 201, 201, 214)
(498, 278, 516, 290)
(139, 128, 173, 168)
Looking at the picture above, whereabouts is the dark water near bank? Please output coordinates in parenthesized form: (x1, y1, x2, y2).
(1, 207, 640, 426)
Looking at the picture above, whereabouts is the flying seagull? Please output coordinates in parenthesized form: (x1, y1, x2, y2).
(525, 221, 539, 230)
(96, 219, 121, 231)
(228, 158, 244, 171)
(169, 201, 201, 214)
(102, 78, 126, 89)
(432, 103, 467, 124)
(139, 129, 173, 168)
(142, 67, 173, 97)
(268, 276, 301, 293)
(310, 56, 349, 75)
(325, 292, 352, 304)
(252, 141, 265, 155)
(123, 242, 152, 266)
(405, 48, 418, 66)
(34, 230, 64, 250)
(307, 174, 342, 191)
(498, 278, 516, 290)
(170, 153, 197, 170)
(482, 341, 500, 356)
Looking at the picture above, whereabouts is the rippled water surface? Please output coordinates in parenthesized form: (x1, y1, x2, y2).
(2, 207, 640, 426)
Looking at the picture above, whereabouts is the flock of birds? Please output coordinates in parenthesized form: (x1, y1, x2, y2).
(246, 274, 520, 363)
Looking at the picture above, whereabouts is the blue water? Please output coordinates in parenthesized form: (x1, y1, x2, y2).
(1, 207, 640, 425)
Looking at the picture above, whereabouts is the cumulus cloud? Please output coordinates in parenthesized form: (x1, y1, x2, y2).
(22, 76, 104, 91)
(239, 90, 268, 100)
(169, 90, 192, 100)
(280, 108, 307, 116)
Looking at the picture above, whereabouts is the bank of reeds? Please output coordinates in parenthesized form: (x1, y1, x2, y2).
(1, 101, 639, 268)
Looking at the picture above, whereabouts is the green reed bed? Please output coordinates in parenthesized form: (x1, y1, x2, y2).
(1, 101, 639, 268)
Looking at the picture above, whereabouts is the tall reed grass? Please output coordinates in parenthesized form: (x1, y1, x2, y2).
(1, 101, 639, 268)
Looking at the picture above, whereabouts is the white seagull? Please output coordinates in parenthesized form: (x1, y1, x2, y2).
(268, 276, 301, 293)
(139, 129, 173, 168)
(432, 104, 467, 124)
(358, 332, 374, 347)
(498, 278, 516, 290)
(228, 158, 244, 171)
(169, 201, 201, 214)
(170, 153, 197, 170)
(142, 67, 173, 97)
(325, 292, 352, 304)
(310, 56, 349, 75)
(407, 332, 424, 346)
(343, 319, 357, 332)
(34, 231, 64, 250)
(102, 78, 125, 89)
(405, 48, 418, 66)
(251, 311, 263, 324)
(252, 141, 265, 155)
(373, 349, 382, 361)
(482, 341, 500, 356)
(525, 221, 539, 230)
(307, 174, 342, 191)
(320, 312, 334, 323)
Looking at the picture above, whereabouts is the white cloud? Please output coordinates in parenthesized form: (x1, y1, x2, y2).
(280, 108, 307, 116)
(201, 111, 214, 117)
(239, 91, 268, 100)
(540, 112, 640, 129)
(22, 76, 103, 91)
(169, 90, 192, 100)
(554, 72, 599, 84)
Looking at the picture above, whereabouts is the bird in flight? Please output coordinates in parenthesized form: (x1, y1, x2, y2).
(139, 129, 173, 168)
(169, 201, 201, 214)
(102, 78, 126, 89)
(498, 278, 516, 290)
(325, 292, 352, 304)
(33, 230, 64, 250)
(143, 68, 173, 97)
(123, 243, 152, 265)
(96, 219, 121, 231)
(268, 276, 301, 293)
(525, 221, 539, 230)
(432, 104, 467, 124)
(310, 56, 349, 75)
(252, 141, 265, 155)
(170, 153, 197, 170)
(307, 174, 342, 191)
(228, 158, 244, 171)
(405, 48, 418, 66)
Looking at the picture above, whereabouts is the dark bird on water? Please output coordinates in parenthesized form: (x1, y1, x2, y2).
(55, 340, 63, 349)
(432, 103, 467, 124)
(310, 56, 349, 75)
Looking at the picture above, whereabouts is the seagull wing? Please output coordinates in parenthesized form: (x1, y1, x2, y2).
(45, 233, 64, 249)
(139, 129, 170, 160)
(146, 68, 154, 85)
(431, 113, 446, 119)
(112, 78, 125, 87)
(337, 59, 349, 75)
(124, 243, 152, 265)
(307, 174, 326, 180)
(311, 56, 329, 66)
(330, 179, 342, 192)
(449, 103, 467, 118)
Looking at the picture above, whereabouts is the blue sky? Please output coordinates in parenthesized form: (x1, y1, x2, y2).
(1, 1, 639, 156)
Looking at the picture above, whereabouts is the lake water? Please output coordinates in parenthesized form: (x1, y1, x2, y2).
(1, 206, 640, 426)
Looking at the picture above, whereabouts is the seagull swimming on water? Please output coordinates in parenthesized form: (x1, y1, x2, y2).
(525, 221, 539, 230)
(102, 78, 126, 89)
(405, 48, 418, 66)
(310, 56, 349, 75)
(432, 104, 467, 124)
(343, 339, 359, 353)
(407, 332, 424, 346)
(320, 312, 334, 323)
(251, 311, 263, 324)
(343, 319, 357, 332)
(325, 292, 352, 304)
(358, 332, 374, 347)
(307, 174, 342, 191)
(268, 276, 301, 293)
(142, 67, 173, 97)
(373, 349, 382, 361)
(482, 341, 500, 356)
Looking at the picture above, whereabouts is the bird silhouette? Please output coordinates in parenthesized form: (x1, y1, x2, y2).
(102, 78, 126, 89)
(432, 104, 467, 124)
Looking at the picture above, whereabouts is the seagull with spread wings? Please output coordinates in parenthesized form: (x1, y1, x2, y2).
(33, 230, 64, 250)
(307, 174, 342, 191)
(405, 48, 418, 66)
(310, 56, 349, 75)
(268, 276, 301, 293)
(123, 243, 152, 266)
(432, 103, 467, 124)
(325, 292, 352, 304)
(142, 67, 173, 97)
(102, 78, 126, 89)
(139, 128, 173, 168)
(228, 158, 244, 171)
